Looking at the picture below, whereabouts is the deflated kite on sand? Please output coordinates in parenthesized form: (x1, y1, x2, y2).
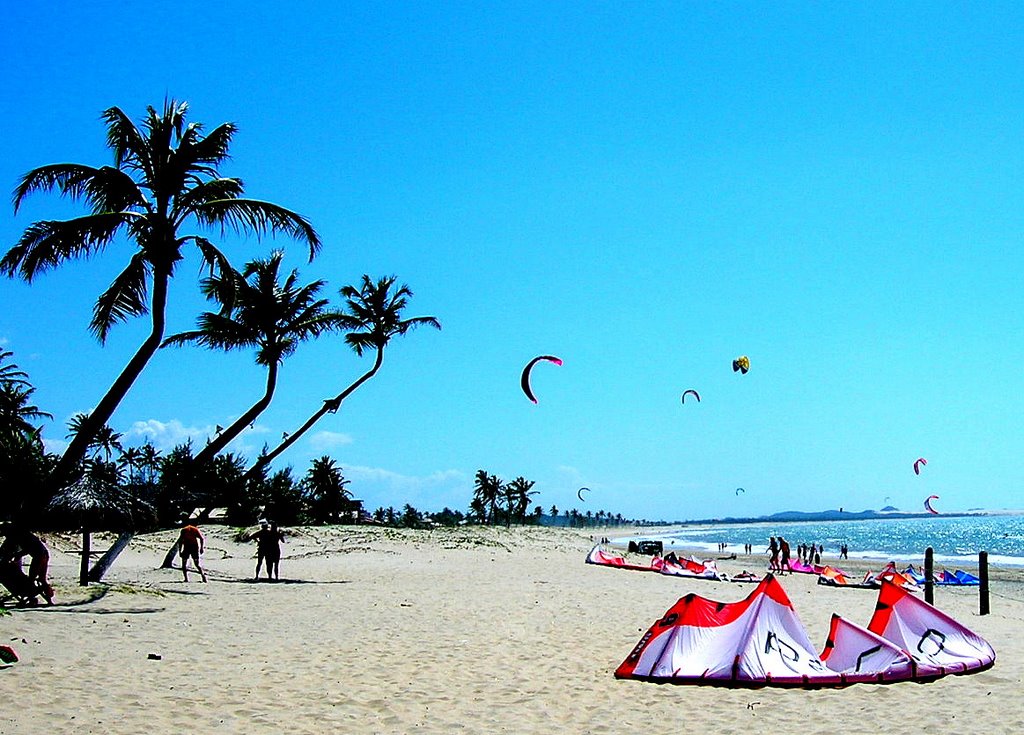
(586, 544, 723, 580)
(615, 574, 993, 688)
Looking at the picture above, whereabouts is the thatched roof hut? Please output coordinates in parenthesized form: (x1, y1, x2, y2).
(48, 475, 155, 585)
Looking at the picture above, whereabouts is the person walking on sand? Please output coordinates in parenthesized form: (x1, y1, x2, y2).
(177, 521, 208, 583)
(779, 536, 792, 574)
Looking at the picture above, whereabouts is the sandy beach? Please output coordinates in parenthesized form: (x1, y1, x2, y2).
(3, 525, 1023, 734)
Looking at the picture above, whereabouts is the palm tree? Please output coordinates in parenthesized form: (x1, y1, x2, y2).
(303, 456, 353, 524)
(66, 414, 122, 462)
(117, 446, 144, 482)
(0, 349, 53, 521)
(138, 442, 162, 484)
(473, 469, 503, 526)
(0, 382, 52, 439)
(3, 99, 321, 491)
(508, 476, 537, 524)
(249, 275, 439, 474)
(163, 251, 341, 466)
(91, 425, 124, 463)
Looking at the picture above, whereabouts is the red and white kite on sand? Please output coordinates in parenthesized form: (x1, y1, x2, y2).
(615, 575, 993, 688)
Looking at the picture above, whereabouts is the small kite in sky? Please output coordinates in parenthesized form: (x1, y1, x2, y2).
(578, 487, 590, 502)
(925, 494, 940, 514)
(681, 389, 701, 404)
(914, 457, 928, 475)
(736, 487, 745, 495)
(521, 355, 562, 404)
(732, 356, 750, 374)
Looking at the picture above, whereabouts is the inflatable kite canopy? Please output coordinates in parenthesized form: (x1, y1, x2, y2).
(586, 545, 724, 580)
(615, 575, 993, 688)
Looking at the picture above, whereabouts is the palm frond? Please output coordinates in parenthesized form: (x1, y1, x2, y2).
(16, 164, 149, 215)
(188, 236, 234, 276)
(162, 312, 260, 353)
(13, 164, 98, 212)
(0, 350, 30, 387)
(194, 199, 321, 260)
(183, 121, 237, 166)
(101, 106, 151, 178)
(91, 253, 150, 342)
(1, 212, 135, 281)
(82, 166, 149, 214)
(172, 178, 245, 220)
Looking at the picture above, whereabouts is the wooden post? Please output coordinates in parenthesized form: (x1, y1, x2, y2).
(979, 551, 990, 616)
(79, 529, 90, 586)
(924, 547, 934, 605)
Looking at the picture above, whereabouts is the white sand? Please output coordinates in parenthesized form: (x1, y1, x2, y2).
(2, 525, 1022, 734)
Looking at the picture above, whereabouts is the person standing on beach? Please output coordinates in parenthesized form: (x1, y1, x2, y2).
(264, 522, 285, 580)
(177, 522, 208, 583)
(251, 521, 271, 580)
(767, 537, 780, 572)
(778, 537, 791, 574)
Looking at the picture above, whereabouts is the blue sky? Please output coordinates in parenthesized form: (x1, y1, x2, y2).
(1, 4, 1021, 520)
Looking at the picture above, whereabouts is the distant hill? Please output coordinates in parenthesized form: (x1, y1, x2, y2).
(685, 507, 985, 526)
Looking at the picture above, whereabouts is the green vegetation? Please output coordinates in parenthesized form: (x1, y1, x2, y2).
(0, 100, 442, 581)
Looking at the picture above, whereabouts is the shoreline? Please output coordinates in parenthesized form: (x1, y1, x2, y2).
(611, 514, 1024, 568)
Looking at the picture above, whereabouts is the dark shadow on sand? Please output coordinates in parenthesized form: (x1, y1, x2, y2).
(22, 605, 168, 615)
(219, 577, 352, 586)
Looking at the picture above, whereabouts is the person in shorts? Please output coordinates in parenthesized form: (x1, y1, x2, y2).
(177, 521, 208, 583)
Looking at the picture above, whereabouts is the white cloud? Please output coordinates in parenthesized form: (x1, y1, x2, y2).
(42, 437, 68, 455)
(126, 419, 215, 451)
(308, 430, 353, 452)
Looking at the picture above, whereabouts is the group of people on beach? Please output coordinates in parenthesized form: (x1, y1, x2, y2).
(0, 518, 286, 607)
(174, 518, 285, 583)
(765, 536, 848, 573)
(797, 542, 824, 565)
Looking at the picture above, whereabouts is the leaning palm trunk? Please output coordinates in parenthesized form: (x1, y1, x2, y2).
(88, 532, 134, 583)
(193, 361, 279, 467)
(51, 271, 170, 492)
(245, 348, 383, 478)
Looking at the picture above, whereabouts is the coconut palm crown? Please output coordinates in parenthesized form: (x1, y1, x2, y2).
(3, 99, 321, 489)
(162, 250, 343, 464)
(247, 275, 440, 474)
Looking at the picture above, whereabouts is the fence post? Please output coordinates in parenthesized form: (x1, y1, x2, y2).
(979, 551, 989, 616)
(924, 547, 934, 605)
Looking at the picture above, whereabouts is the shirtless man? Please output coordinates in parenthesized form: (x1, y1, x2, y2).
(177, 522, 208, 583)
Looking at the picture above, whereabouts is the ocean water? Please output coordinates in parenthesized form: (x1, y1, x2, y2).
(622, 513, 1024, 568)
